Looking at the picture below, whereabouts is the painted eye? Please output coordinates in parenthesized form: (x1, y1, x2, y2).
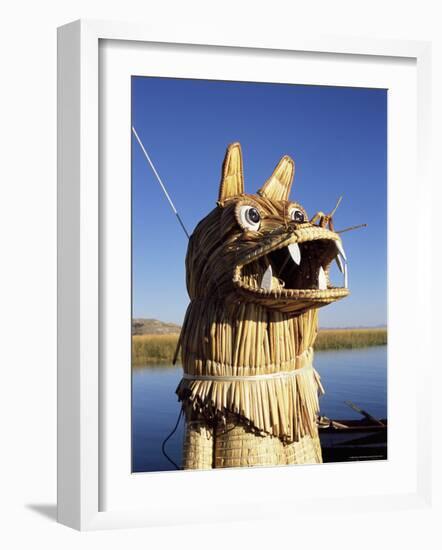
(291, 209, 305, 223)
(239, 205, 261, 230)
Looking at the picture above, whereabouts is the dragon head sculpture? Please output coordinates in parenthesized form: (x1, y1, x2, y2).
(178, 143, 354, 468)
(186, 143, 349, 315)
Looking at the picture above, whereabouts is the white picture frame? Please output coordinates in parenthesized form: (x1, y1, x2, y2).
(57, 19, 432, 531)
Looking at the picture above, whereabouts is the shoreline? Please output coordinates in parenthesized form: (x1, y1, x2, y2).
(132, 328, 387, 365)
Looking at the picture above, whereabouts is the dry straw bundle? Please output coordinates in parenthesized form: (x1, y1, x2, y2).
(177, 143, 349, 469)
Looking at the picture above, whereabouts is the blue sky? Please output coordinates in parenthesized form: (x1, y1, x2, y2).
(132, 77, 387, 328)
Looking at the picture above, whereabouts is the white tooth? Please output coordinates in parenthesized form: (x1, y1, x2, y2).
(335, 254, 344, 273)
(318, 266, 327, 290)
(288, 243, 301, 265)
(344, 264, 348, 288)
(336, 240, 347, 261)
(261, 264, 273, 291)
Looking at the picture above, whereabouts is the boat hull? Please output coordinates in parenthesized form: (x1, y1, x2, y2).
(319, 418, 387, 463)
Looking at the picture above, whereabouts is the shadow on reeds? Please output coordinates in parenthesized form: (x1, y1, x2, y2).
(131, 328, 387, 366)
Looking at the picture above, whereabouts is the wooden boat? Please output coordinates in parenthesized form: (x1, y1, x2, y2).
(318, 415, 387, 462)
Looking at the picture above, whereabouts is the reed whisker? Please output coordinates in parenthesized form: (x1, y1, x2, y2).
(336, 223, 367, 234)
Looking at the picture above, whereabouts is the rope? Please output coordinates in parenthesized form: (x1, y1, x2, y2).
(182, 364, 313, 382)
(161, 408, 184, 470)
(132, 127, 226, 305)
(132, 126, 190, 239)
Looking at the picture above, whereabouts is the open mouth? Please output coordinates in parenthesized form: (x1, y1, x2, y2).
(233, 228, 349, 300)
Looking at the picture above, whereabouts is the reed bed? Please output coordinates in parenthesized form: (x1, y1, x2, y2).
(132, 333, 179, 365)
(315, 328, 387, 350)
(132, 328, 387, 364)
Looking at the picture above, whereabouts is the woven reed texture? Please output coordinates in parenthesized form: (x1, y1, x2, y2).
(214, 421, 322, 468)
(182, 420, 214, 470)
(178, 143, 349, 469)
(181, 416, 322, 469)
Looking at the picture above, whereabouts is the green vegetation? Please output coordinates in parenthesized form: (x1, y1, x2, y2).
(315, 328, 387, 351)
(132, 333, 180, 365)
(132, 328, 387, 365)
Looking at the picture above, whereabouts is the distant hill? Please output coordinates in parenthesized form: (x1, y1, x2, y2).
(132, 318, 386, 335)
(132, 318, 181, 335)
(320, 324, 387, 330)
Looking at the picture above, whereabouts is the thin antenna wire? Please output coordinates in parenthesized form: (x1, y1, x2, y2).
(132, 126, 190, 239)
(133, 127, 226, 302)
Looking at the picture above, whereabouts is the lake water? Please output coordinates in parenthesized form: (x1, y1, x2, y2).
(132, 346, 387, 472)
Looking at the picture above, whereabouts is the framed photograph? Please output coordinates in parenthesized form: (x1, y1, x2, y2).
(57, 20, 432, 530)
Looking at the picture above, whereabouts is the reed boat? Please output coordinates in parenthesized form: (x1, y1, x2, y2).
(318, 415, 387, 462)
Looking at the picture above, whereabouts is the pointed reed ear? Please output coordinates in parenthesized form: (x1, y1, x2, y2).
(218, 142, 244, 204)
(258, 155, 295, 202)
